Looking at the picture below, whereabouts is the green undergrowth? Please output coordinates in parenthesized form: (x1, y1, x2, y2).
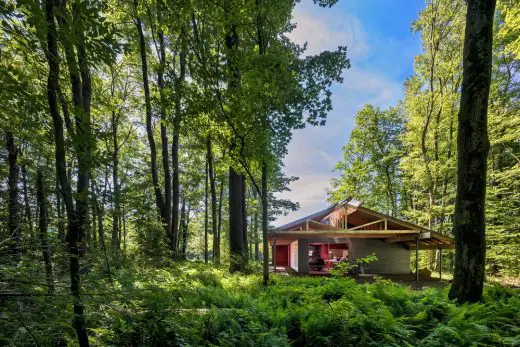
(1, 262, 519, 346)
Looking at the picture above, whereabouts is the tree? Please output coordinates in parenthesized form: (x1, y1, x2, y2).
(486, 0, 520, 276)
(329, 105, 405, 216)
(449, 0, 496, 303)
(6, 131, 20, 252)
(36, 169, 54, 294)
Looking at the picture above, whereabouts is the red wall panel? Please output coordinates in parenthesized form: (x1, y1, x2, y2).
(275, 245, 289, 266)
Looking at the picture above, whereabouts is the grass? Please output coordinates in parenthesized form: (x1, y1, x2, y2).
(1, 261, 519, 346)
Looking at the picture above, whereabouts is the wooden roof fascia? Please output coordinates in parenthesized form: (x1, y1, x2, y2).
(386, 231, 454, 246)
(268, 230, 420, 240)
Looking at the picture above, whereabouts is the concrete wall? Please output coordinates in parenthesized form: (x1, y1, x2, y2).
(349, 239, 410, 274)
(297, 239, 309, 273)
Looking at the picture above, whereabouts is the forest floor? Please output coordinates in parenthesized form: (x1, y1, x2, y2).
(1, 260, 519, 346)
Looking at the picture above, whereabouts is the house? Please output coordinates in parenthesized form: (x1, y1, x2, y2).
(268, 198, 454, 276)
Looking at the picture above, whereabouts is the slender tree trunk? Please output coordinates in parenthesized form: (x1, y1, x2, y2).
(122, 201, 127, 256)
(207, 136, 218, 265)
(171, 128, 180, 256)
(44, 0, 88, 344)
(449, 0, 496, 304)
(183, 207, 190, 260)
(134, 2, 166, 236)
(171, 30, 187, 258)
(6, 131, 20, 253)
(262, 161, 269, 284)
(91, 182, 105, 247)
(216, 176, 224, 263)
(36, 169, 54, 294)
(242, 176, 248, 260)
(252, 188, 259, 260)
(90, 193, 98, 246)
(179, 198, 187, 260)
(111, 110, 120, 249)
(56, 177, 65, 241)
(204, 156, 209, 263)
(21, 165, 33, 237)
(254, 211, 259, 261)
(249, 215, 253, 259)
(157, 3, 172, 242)
(229, 167, 246, 272)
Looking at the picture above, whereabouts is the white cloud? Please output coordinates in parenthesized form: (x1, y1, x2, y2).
(288, 6, 369, 58)
(343, 68, 403, 108)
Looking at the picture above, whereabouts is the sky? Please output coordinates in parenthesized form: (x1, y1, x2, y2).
(274, 0, 425, 226)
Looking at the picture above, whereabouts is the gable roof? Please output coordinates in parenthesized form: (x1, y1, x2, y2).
(269, 198, 454, 250)
(272, 198, 427, 233)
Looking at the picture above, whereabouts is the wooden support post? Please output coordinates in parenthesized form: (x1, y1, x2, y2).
(439, 248, 442, 282)
(345, 209, 348, 230)
(415, 237, 419, 283)
(384, 218, 387, 231)
(273, 238, 276, 273)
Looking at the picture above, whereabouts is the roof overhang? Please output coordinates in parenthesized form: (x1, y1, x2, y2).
(270, 199, 454, 249)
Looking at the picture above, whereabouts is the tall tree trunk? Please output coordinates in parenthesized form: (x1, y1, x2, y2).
(204, 157, 209, 263)
(122, 201, 127, 256)
(241, 176, 248, 260)
(252, 188, 259, 260)
(36, 169, 54, 294)
(229, 167, 246, 272)
(224, 11, 247, 272)
(183, 207, 190, 259)
(171, 127, 180, 256)
(44, 0, 88, 344)
(134, 1, 166, 237)
(179, 198, 187, 260)
(216, 175, 224, 263)
(262, 161, 269, 284)
(6, 131, 20, 253)
(249, 215, 253, 259)
(91, 182, 105, 248)
(157, 3, 172, 242)
(21, 165, 33, 237)
(56, 177, 65, 241)
(171, 30, 187, 258)
(254, 210, 259, 261)
(449, 0, 496, 304)
(207, 136, 218, 265)
(111, 109, 120, 249)
(91, 191, 97, 245)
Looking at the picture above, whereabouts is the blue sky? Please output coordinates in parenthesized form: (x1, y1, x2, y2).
(275, 0, 425, 226)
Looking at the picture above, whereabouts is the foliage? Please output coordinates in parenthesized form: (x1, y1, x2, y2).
(329, 105, 405, 216)
(329, 253, 378, 277)
(1, 262, 519, 346)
